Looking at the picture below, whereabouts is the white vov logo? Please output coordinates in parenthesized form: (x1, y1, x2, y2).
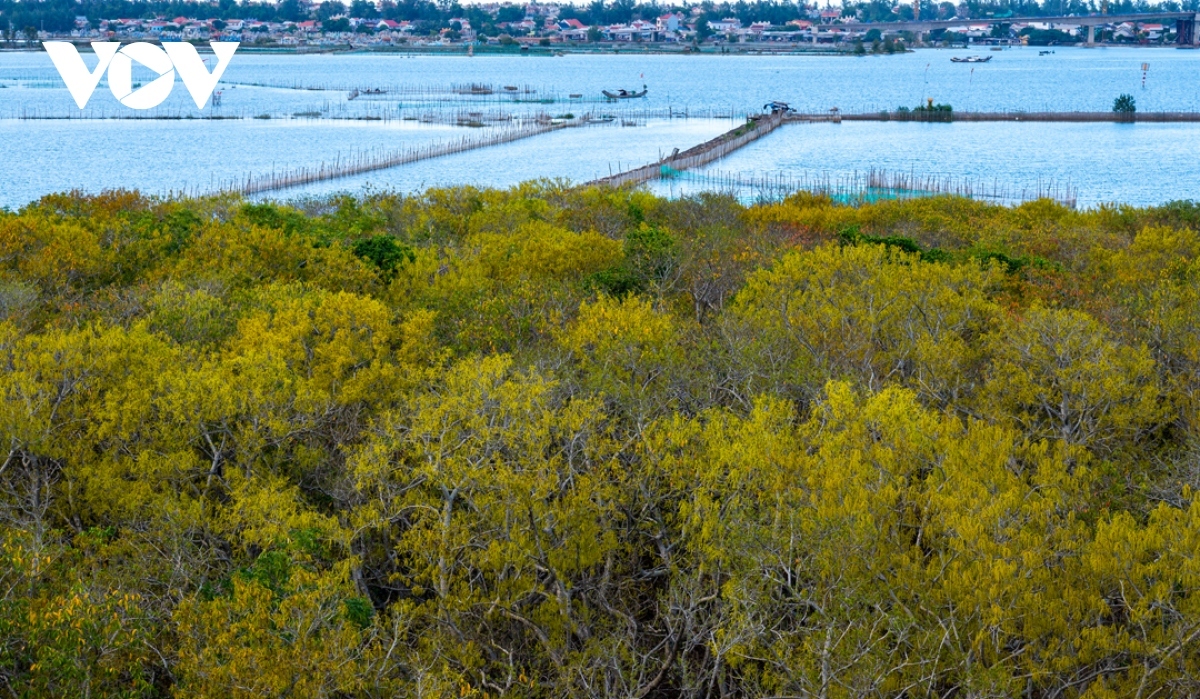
(43, 41, 238, 109)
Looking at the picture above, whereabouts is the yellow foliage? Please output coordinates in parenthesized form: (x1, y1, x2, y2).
(734, 241, 1000, 404)
(4, 188, 1200, 697)
(980, 306, 1162, 452)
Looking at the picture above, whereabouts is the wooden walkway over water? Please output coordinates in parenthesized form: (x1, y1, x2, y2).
(584, 107, 1200, 197)
(787, 111, 1200, 123)
(231, 107, 1200, 198)
(585, 112, 786, 188)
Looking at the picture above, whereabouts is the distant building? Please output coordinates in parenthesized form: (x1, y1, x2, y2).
(555, 19, 588, 40)
(603, 20, 656, 41)
(657, 13, 683, 31)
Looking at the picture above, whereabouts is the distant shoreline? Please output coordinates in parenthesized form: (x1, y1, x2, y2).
(0, 42, 850, 56)
(1, 41, 1188, 56)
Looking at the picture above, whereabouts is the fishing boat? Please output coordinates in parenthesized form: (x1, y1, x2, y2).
(950, 55, 992, 63)
(602, 85, 647, 99)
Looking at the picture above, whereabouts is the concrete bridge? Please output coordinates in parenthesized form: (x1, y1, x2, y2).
(829, 11, 1199, 46)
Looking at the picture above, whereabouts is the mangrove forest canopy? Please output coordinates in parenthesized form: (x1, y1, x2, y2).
(4, 185, 1200, 697)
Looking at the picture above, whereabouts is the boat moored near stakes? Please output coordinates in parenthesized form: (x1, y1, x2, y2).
(603, 85, 648, 99)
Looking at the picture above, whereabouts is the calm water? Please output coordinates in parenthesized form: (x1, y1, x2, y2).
(0, 47, 1196, 207)
(651, 120, 1200, 207)
(270, 118, 734, 199)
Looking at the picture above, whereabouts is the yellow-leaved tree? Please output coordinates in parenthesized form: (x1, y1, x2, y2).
(979, 306, 1162, 455)
(349, 354, 621, 693)
(731, 241, 1000, 406)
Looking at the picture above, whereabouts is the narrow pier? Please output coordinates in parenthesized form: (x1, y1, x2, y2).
(232, 118, 584, 195)
(788, 111, 1200, 123)
(586, 112, 785, 188)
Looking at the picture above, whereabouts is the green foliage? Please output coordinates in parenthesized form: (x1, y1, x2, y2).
(1113, 93, 1137, 114)
(972, 248, 1058, 274)
(342, 596, 374, 629)
(895, 100, 954, 121)
(240, 201, 313, 237)
(351, 235, 415, 278)
(586, 224, 679, 297)
(160, 207, 204, 254)
(838, 223, 950, 262)
(238, 549, 292, 594)
(624, 223, 677, 278)
(584, 264, 639, 296)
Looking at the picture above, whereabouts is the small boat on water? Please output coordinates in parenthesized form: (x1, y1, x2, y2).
(1039, 49, 1055, 55)
(951, 55, 992, 63)
(347, 88, 385, 100)
(603, 85, 647, 99)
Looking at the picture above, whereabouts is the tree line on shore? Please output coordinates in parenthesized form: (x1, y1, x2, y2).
(4, 0, 1192, 38)
(4, 184, 1200, 696)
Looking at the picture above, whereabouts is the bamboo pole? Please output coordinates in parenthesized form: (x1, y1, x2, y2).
(228, 117, 588, 195)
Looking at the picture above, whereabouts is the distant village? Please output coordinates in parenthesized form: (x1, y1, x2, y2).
(14, 0, 1187, 48)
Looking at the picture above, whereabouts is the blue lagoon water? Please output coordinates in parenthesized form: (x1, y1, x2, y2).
(0, 46, 1196, 207)
(652, 120, 1200, 207)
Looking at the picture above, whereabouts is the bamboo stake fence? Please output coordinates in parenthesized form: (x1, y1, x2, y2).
(9, 102, 742, 122)
(658, 167, 1078, 208)
(584, 111, 1079, 207)
(226, 117, 583, 195)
